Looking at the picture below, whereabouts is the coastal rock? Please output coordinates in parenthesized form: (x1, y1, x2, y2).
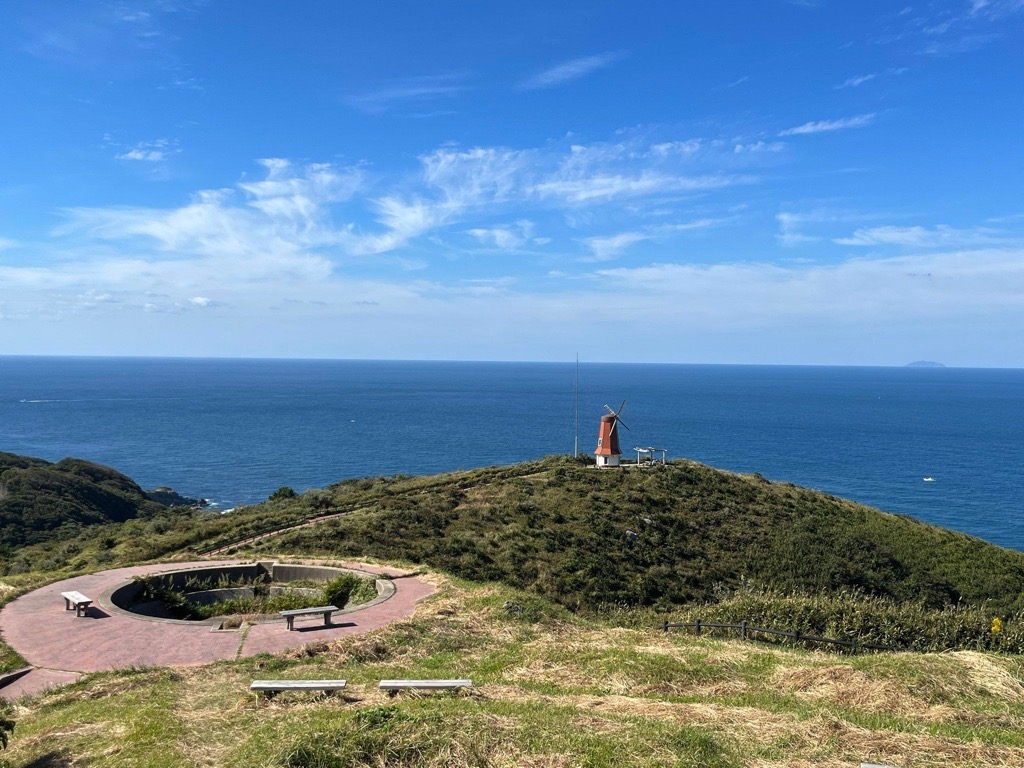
(146, 487, 208, 508)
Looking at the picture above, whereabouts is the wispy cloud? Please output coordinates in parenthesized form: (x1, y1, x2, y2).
(726, 75, 750, 88)
(583, 232, 650, 261)
(116, 138, 180, 163)
(776, 209, 887, 247)
(533, 172, 746, 204)
(519, 52, 623, 90)
(1, 129, 771, 340)
(583, 219, 719, 261)
(970, 0, 1024, 17)
(778, 113, 876, 136)
(834, 224, 1010, 248)
(734, 140, 785, 154)
(836, 73, 877, 89)
(345, 75, 468, 114)
(466, 221, 535, 250)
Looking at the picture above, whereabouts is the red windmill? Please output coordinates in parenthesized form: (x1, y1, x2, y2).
(595, 401, 629, 468)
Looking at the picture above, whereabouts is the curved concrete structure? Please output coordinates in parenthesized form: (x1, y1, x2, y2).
(0, 559, 435, 699)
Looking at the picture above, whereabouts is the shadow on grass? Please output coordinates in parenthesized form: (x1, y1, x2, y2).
(21, 751, 72, 767)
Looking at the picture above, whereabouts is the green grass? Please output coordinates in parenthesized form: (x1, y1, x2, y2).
(6, 456, 1024, 764)
(5, 574, 1024, 767)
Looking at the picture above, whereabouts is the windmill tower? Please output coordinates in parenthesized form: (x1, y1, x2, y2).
(595, 401, 629, 467)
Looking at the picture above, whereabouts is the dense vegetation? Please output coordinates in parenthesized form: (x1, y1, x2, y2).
(237, 457, 1024, 617)
(133, 572, 378, 621)
(0, 452, 168, 548)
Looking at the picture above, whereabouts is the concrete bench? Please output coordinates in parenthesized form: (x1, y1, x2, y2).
(279, 605, 339, 631)
(379, 679, 473, 694)
(250, 679, 347, 698)
(60, 591, 93, 617)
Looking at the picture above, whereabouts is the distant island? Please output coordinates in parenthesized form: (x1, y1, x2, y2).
(906, 360, 946, 368)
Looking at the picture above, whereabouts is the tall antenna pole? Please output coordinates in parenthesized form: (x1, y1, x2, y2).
(574, 353, 580, 458)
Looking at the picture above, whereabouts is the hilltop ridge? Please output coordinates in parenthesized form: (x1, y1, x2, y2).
(226, 456, 1024, 617)
(0, 452, 174, 548)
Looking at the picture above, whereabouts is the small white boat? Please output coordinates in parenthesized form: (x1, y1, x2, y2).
(922, 477, 935, 482)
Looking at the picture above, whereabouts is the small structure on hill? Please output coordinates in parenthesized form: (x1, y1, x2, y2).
(595, 401, 629, 467)
(634, 446, 668, 466)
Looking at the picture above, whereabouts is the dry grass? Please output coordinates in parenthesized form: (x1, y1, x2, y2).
(6, 566, 1024, 767)
(770, 664, 953, 719)
(948, 650, 1024, 702)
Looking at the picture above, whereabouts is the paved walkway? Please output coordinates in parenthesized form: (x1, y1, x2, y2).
(0, 560, 435, 699)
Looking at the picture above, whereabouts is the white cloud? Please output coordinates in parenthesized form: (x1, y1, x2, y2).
(519, 52, 623, 90)
(116, 138, 180, 163)
(778, 113, 876, 136)
(651, 140, 702, 156)
(834, 224, 1008, 248)
(583, 232, 650, 261)
(970, 0, 1024, 16)
(583, 219, 718, 261)
(188, 296, 211, 307)
(588, 248, 1024, 327)
(533, 172, 746, 204)
(734, 141, 785, 153)
(466, 221, 534, 250)
(836, 73, 877, 89)
(345, 75, 467, 114)
(776, 209, 888, 247)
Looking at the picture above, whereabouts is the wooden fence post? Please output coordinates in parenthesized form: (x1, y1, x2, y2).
(662, 620, 669, 632)
(695, 619, 702, 636)
(741, 620, 747, 641)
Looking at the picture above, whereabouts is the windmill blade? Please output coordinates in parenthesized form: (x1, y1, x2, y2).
(617, 400, 627, 417)
(604, 404, 615, 415)
(609, 415, 631, 436)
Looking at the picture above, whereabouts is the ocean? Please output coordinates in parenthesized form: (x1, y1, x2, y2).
(1, 356, 1021, 550)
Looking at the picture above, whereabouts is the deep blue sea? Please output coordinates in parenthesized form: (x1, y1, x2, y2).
(1, 357, 1021, 550)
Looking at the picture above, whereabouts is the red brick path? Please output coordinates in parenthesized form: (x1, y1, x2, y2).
(0, 560, 435, 699)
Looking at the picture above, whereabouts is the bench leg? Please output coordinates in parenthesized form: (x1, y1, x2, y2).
(323, 613, 331, 627)
(286, 617, 294, 631)
(64, 597, 72, 610)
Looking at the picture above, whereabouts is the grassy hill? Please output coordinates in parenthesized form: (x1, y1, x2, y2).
(4, 457, 1024, 765)
(231, 457, 1024, 618)
(3, 573, 1024, 768)
(0, 452, 168, 549)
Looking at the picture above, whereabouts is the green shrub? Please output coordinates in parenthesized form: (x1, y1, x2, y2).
(321, 574, 377, 608)
(665, 586, 1024, 653)
(270, 487, 298, 501)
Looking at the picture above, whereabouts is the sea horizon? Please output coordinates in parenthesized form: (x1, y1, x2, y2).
(2, 356, 1021, 552)
(2, 353, 1019, 370)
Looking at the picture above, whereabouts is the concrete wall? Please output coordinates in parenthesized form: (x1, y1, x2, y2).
(185, 587, 255, 606)
(271, 563, 343, 583)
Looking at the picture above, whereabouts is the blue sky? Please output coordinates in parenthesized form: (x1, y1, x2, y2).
(1, 1, 1022, 365)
